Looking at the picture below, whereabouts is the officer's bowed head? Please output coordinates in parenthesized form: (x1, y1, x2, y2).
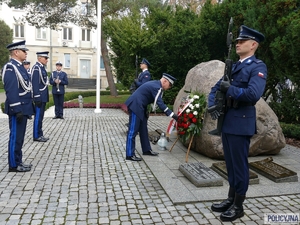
(236, 25, 265, 43)
(162, 73, 176, 86)
(6, 40, 29, 51)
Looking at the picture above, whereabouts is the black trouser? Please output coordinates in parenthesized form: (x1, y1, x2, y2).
(53, 94, 64, 117)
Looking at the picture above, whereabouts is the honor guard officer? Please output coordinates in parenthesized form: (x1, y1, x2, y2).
(2, 40, 34, 172)
(31, 51, 50, 142)
(125, 73, 179, 161)
(50, 61, 69, 119)
(208, 25, 267, 222)
(134, 58, 151, 88)
(23, 60, 31, 75)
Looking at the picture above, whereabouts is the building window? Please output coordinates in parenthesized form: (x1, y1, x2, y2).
(63, 27, 72, 41)
(64, 54, 70, 68)
(36, 28, 47, 40)
(14, 24, 24, 38)
(100, 56, 104, 69)
(81, 2, 91, 15)
(81, 29, 91, 41)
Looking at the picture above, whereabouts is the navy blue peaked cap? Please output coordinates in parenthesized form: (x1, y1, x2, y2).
(7, 40, 29, 51)
(162, 73, 176, 85)
(236, 25, 265, 43)
(37, 51, 49, 58)
(140, 58, 150, 67)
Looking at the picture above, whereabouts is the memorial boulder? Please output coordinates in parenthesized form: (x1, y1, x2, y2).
(173, 60, 286, 159)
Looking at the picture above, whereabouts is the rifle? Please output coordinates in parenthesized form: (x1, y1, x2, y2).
(129, 55, 139, 94)
(207, 17, 234, 136)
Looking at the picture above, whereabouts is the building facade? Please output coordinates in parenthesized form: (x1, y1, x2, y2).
(0, 2, 110, 89)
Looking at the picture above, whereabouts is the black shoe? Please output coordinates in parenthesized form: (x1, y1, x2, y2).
(126, 156, 142, 161)
(9, 165, 31, 172)
(220, 193, 245, 222)
(143, 150, 159, 156)
(33, 137, 47, 142)
(59, 116, 64, 119)
(41, 136, 49, 141)
(211, 197, 234, 212)
(220, 204, 244, 222)
(20, 163, 32, 168)
(53, 116, 59, 119)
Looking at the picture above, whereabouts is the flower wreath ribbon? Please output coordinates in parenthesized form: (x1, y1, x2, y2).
(166, 99, 192, 135)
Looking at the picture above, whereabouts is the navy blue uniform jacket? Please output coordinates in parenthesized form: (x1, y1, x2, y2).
(2, 59, 34, 116)
(208, 56, 267, 136)
(31, 62, 49, 103)
(135, 69, 151, 88)
(50, 70, 69, 94)
(125, 80, 174, 120)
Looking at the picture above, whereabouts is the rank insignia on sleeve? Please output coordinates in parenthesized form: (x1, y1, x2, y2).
(258, 72, 264, 78)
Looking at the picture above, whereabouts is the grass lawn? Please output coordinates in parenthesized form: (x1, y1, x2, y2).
(70, 95, 130, 104)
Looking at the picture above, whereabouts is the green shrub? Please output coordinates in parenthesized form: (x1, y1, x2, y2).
(106, 83, 128, 91)
(280, 122, 300, 139)
(269, 89, 300, 124)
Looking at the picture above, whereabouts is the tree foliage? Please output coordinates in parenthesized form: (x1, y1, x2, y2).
(104, 0, 300, 123)
(0, 20, 13, 69)
(0, 0, 156, 96)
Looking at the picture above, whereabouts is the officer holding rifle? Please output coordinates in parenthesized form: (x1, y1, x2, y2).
(208, 24, 267, 222)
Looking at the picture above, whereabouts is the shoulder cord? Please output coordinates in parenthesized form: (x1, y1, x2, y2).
(33, 65, 48, 91)
(152, 88, 163, 112)
(2, 63, 32, 96)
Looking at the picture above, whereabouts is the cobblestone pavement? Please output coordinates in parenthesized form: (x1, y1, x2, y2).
(0, 108, 299, 225)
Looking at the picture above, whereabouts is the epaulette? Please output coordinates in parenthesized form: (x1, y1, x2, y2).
(5, 63, 14, 71)
(254, 59, 263, 64)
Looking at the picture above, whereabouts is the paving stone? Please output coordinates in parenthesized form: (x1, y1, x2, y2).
(0, 108, 299, 224)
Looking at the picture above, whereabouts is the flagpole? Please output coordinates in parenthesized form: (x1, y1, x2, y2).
(94, 0, 102, 113)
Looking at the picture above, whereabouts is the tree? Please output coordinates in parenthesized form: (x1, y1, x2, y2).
(1, 0, 165, 96)
(0, 20, 13, 69)
(105, 4, 212, 104)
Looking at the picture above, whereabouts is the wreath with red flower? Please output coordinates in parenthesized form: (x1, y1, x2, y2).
(177, 91, 207, 143)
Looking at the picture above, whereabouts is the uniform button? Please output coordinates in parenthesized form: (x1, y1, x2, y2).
(243, 115, 246, 117)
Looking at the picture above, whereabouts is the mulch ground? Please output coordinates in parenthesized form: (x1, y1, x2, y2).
(285, 138, 300, 148)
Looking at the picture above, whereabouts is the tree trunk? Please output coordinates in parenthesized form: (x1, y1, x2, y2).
(101, 29, 118, 96)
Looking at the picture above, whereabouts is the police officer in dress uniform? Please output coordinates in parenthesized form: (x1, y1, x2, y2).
(50, 61, 68, 119)
(125, 73, 179, 161)
(208, 26, 267, 222)
(31, 51, 50, 142)
(2, 40, 34, 172)
(134, 58, 151, 88)
(23, 60, 31, 75)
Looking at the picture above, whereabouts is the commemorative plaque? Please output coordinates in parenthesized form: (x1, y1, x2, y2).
(179, 162, 223, 187)
(211, 161, 259, 185)
(249, 157, 298, 183)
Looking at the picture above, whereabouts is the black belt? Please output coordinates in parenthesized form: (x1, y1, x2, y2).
(238, 102, 255, 107)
